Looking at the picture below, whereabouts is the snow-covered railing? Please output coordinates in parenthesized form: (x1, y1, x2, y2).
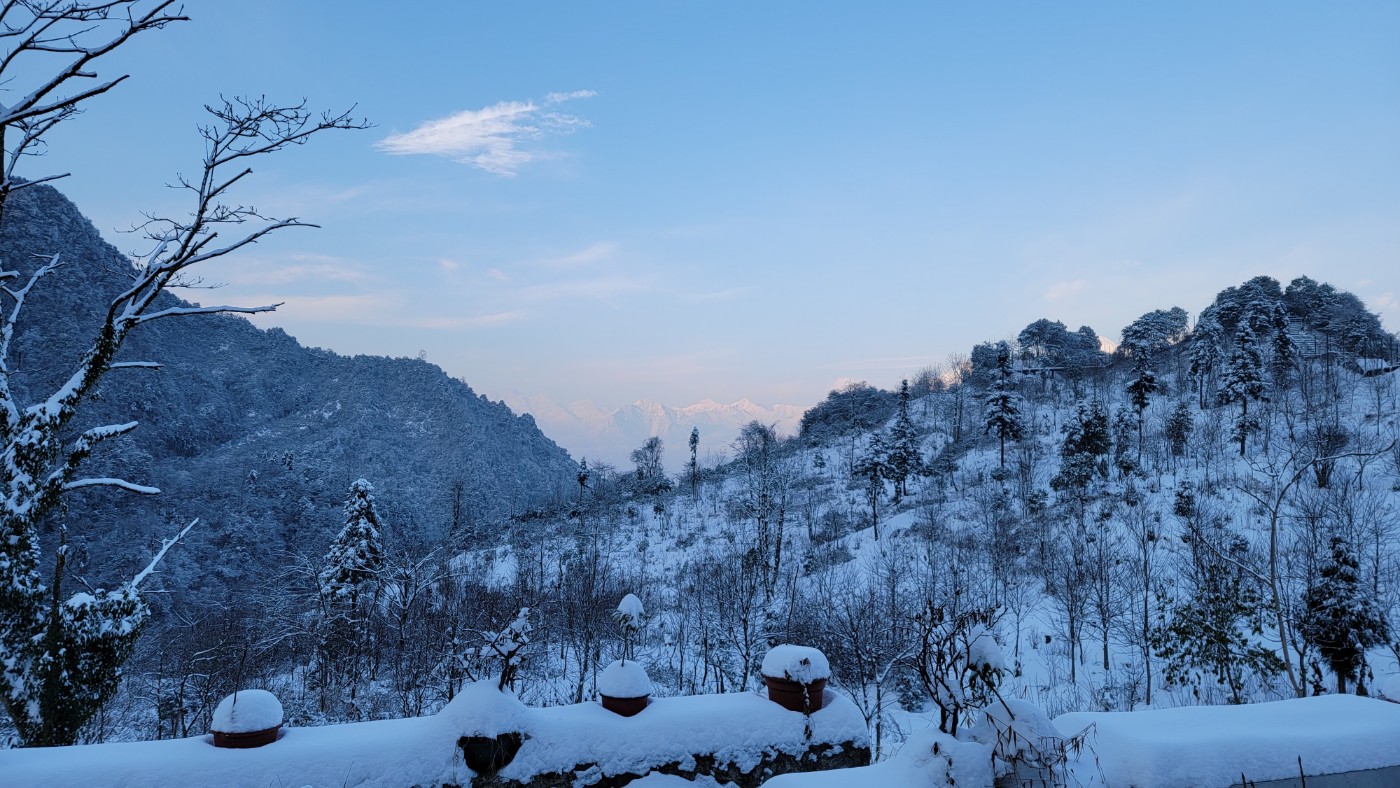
(0, 679, 871, 788)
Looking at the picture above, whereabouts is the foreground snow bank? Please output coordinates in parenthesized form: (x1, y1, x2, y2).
(1058, 694, 1400, 787)
(1, 679, 869, 788)
(764, 727, 992, 788)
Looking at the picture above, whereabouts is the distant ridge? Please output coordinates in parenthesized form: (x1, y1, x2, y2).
(1, 184, 578, 595)
(499, 393, 807, 470)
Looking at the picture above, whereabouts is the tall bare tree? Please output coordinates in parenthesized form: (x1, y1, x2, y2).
(0, 2, 365, 745)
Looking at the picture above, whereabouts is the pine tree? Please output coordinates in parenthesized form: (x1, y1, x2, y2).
(318, 479, 386, 713)
(1052, 401, 1111, 515)
(687, 427, 700, 496)
(320, 479, 385, 600)
(1188, 314, 1224, 410)
(1164, 401, 1194, 465)
(853, 433, 890, 539)
(982, 342, 1025, 468)
(1301, 537, 1389, 694)
(1125, 350, 1159, 452)
(1151, 535, 1282, 704)
(1218, 324, 1268, 456)
(884, 379, 926, 502)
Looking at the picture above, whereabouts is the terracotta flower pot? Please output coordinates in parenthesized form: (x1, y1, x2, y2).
(764, 675, 827, 713)
(212, 724, 280, 748)
(600, 694, 650, 717)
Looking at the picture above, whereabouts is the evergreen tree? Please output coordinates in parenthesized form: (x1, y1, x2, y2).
(1164, 401, 1194, 465)
(1051, 401, 1111, 513)
(1188, 313, 1224, 410)
(1218, 324, 1268, 456)
(884, 379, 926, 502)
(1151, 535, 1282, 704)
(853, 433, 890, 539)
(688, 427, 700, 496)
(318, 479, 386, 713)
(982, 341, 1025, 468)
(1125, 350, 1159, 451)
(1301, 537, 1389, 694)
(320, 479, 386, 600)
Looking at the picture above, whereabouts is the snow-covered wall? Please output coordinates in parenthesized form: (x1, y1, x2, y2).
(0, 681, 871, 788)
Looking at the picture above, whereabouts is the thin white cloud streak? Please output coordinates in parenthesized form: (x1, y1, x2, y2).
(1045, 279, 1087, 301)
(543, 241, 618, 269)
(224, 293, 523, 331)
(377, 90, 595, 176)
(518, 276, 650, 302)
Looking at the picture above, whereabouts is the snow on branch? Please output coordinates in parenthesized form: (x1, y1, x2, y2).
(132, 302, 282, 325)
(62, 477, 160, 495)
(130, 518, 199, 590)
(108, 361, 162, 370)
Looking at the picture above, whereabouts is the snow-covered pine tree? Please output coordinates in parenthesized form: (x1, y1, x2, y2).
(982, 341, 1024, 468)
(853, 432, 890, 539)
(1188, 312, 1224, 410)
(317, 479, 386, 711)
(1164, 401, 1194, 467)
(1219, 323, 1268, 456)
(688, 427, 700, 496)
(321, 479, 386, 599)
(1125, 350, 1159, 452)
(884, 379, 926, 502)
(1301, 537, 1389, 695)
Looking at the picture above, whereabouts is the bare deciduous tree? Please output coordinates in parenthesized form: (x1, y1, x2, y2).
(0, 2, 365, 745)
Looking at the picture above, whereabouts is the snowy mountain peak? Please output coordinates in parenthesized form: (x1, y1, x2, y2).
(497, 392, 808, 470)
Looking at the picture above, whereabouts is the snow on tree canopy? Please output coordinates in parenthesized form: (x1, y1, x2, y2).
(616, 593, 645, 624)
(761, 644, 830, 682)
(599, 659, 652, 699)
(966, 624, 1006, 672)
(211, 690, 283, 734)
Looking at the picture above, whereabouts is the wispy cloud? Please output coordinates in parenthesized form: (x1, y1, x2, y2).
(519, 276, 650, 302)
(409, 311, 526, 329)
(377, 90, 596, 176)
(544, 241, 618, 269)
(687, 286, 753, 303)
(1045, 279, 1087, 301)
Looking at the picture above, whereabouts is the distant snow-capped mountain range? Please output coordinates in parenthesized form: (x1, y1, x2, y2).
(498, 394, 808, 471)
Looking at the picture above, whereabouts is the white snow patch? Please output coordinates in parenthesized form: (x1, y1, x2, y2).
(765, 726, 992, 787)
(1058, 694, 1400, 787)
(1379, 673, 1400, 702)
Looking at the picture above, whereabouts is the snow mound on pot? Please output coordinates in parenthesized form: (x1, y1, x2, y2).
(212, 689, 283, 733)
(599, 659, 652, 699)
(762, 644, 830, 682)
(439, 678, 529, 736)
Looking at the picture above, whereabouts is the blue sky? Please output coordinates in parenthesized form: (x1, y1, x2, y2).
(27, 1, 1400, 410)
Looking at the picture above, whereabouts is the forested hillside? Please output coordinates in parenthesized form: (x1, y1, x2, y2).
(30, 245, 1398, 761)
(0, 185, 578, 744)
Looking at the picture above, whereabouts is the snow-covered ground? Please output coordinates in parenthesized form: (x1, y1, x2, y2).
(1058, 694, 1400, 787)
(0, 680, 868, 787)
(771, 694, 1400, 787)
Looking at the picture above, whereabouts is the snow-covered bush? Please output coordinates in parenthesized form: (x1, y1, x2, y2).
(613, 593, 646, 662)
(909, 603, 1006, 736)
